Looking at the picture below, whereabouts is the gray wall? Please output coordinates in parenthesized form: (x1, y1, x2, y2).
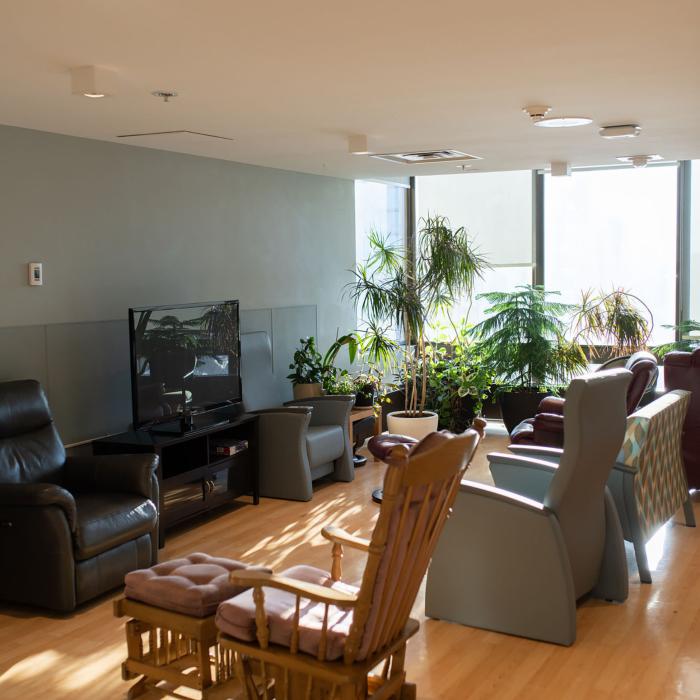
(0, 125, 356, 442)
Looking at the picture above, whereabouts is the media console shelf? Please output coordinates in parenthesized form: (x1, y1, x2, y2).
(93, 414, 259, 547)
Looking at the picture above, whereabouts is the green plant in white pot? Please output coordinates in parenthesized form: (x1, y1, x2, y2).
(348, 216, 488, 439)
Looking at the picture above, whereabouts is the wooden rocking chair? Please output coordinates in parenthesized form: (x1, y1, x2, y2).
(215, 428, 481, 699)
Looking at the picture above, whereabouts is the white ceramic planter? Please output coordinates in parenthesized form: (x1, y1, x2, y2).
(386, 410, 439, 440)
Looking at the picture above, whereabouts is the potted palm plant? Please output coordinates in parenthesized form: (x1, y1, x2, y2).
(471, 285, 587, 432)
(349, 216, 488, 439)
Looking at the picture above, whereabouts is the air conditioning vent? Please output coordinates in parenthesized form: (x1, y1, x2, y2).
(370, 149, 480, 164)
(116, 130, 233, 142)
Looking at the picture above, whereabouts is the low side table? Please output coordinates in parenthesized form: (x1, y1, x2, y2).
(349, 406, 378, 467)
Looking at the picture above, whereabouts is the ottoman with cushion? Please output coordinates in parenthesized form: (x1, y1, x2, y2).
(114, 552, 268, 699)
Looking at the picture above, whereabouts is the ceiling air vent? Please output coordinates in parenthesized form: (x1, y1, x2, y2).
(370, 149, 480, 164)
(116, 130, 233, 142)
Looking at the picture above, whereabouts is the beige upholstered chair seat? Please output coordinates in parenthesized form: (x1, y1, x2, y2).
(216, 564, 358, 661)
(125, 552, 264, 617)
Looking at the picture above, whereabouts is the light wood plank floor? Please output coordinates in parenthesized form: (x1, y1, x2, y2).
(2, 432, 700, 699)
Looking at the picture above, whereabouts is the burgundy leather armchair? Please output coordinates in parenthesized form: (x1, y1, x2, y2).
(510, 351, 658, 448)
(664, 348, 700, 488)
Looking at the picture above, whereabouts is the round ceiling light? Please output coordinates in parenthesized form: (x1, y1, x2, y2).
(83, 92, 106, 98)
(534, 116, 593, 128)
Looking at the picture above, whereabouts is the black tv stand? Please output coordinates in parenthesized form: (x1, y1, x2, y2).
(93, 414, 259, 547)
(149, 414, 231, 437)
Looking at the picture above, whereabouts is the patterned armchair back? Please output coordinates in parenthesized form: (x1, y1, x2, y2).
(616, 390, 690, 541)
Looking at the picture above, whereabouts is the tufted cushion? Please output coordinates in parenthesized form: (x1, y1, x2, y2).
(216, 564, 358, 660)
(125, 553, 268, 617)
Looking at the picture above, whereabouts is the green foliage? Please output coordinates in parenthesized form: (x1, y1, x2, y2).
(572, 288, 652, 358)
(348, 215, 488, 416)
(471, 285, 587, 390)
(286, 337, 324, 385)
(653, 320, 700, 358)
(325, 371, 355, 395)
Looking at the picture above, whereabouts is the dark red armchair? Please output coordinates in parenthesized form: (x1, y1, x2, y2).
(510, 351, 658, 448)
(664, 347, 700, 488)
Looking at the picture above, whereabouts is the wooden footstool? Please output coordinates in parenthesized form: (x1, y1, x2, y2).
(114, 552, 267, 699)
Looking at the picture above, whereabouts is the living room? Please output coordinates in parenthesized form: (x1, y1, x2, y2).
(1, 2, 700, 699)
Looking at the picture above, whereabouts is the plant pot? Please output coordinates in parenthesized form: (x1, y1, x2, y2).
(387, 410, 439, 440)
(292, 382, 322, 400)
(354, 389, 376, 408)
(498, 390, 549, 433)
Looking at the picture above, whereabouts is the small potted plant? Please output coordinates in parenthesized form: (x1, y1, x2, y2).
(471, 285, 587, 432)
(352, 372, 382, 407)
(287, 337, 324, 399)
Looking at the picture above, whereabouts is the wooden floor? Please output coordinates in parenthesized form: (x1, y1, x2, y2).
(2, 431, 700, 699)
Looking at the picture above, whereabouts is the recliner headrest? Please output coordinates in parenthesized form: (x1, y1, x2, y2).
(0, 380, 54, 439)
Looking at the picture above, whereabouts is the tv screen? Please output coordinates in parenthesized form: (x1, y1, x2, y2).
(128, 300, 241, 429)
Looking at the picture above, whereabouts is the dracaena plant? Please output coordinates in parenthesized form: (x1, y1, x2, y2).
(348, 215, 488, 416)
(571, 288, 653, 358)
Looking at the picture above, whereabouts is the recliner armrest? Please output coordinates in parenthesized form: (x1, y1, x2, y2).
(0, 482, 77, 531)
(488, 452, 559, 504)
(285, 396, 354, 427)
(538, 396, 565, 415)
(64, 454, 159, 500)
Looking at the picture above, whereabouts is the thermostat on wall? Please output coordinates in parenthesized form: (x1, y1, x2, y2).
(28, 262, 43, 286)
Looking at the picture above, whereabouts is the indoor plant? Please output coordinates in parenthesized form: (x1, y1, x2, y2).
(571, 288, 653, 359)
(349, 217, 488, 439)
(471, 285, 587, 431)
(653, 319, 700, 359)
(287, 336, 324, 399)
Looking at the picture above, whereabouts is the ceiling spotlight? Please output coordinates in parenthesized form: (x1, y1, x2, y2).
(348, 134, 370, 155)
(535, 116, 592, 128)
(599, 124, 642, 139)
(70, 65, 114, 98)
(522, 105, 552, 123)
(152, 90, 178, 102)
(616, 154, 662, 168)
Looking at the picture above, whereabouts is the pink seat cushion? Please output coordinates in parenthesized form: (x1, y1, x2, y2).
(215, 564, 358, 661)
(125, 552, 267, 617)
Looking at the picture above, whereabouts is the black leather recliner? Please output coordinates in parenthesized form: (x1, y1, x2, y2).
(0, 380, 159, 611)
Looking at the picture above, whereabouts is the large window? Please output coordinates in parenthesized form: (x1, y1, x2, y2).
(415, 171, 533, 329)
(354, 180, 407, 266)
(545, 165, 678, 344)
(690, 161, 700, 322)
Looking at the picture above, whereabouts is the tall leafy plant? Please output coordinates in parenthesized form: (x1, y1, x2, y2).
(471, 285, 587, 389)
(653, 320, 700, 358)
(348, 216, 488, 416)
(571, 288, 652, 358)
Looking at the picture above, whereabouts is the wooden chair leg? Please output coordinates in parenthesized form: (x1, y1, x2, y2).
(399, 682, 417, 700)
(197, 640, 213, 689)
(126, 677, 149, 699)
(683, 496, 696, 527)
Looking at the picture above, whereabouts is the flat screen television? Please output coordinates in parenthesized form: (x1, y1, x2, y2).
(128, 300, 241, 430)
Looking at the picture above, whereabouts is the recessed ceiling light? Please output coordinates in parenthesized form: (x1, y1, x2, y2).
(370, 149, 481, 164)
(599, 124, 642, 139)
(70, 65, 114, 98)
(534, 116, 593, 128)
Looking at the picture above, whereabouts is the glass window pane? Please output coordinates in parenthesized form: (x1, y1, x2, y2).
(354, 180, 406, 265)
(416, 171, 533, 265)
(545, 166, 678, 345)
(690, 161, 700, 322)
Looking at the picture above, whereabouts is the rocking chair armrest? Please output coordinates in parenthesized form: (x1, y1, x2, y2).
(321, 526, 371, 552)
(229, 569, 358, 607)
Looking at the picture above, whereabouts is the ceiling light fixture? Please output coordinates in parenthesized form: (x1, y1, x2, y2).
(348, 134, 371, 155)
(152, 90, 178, 102)
(599, 124, 642, 139)
(522, 105, 552, 123)
(616, 154, 662, 168)
(70, 65, 114, 98)
(534, 116, 592, 128)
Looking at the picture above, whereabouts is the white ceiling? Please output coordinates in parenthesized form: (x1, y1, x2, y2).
(2, 1, 699, 180)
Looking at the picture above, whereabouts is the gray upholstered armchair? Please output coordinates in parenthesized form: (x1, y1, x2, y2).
(254, 396, 354, 500)
(425, 369, 632, 646)
(241, 332, 354, 501)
